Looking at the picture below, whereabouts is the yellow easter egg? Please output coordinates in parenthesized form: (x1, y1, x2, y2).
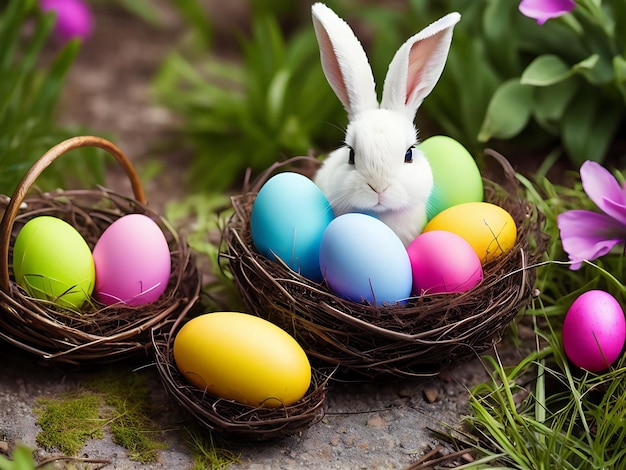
(423, 202, 517, 264)
(173, 312, 311, 408)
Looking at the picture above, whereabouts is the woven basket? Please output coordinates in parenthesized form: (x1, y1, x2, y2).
(0, 136, 201, 364)
(151, 316, 330, 441)
(220, 151, 548, 378)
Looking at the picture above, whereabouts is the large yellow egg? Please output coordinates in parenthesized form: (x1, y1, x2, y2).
(173, 312, 311, 408)
(423, 202, 517, 264)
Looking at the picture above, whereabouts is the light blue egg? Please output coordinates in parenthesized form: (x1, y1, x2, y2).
(251, 172, 334, 282)
(319, 213, 412, 305)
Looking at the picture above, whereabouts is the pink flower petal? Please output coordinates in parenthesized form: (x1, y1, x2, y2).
(580, 160, 626, 225)
(519, 0, 576, 25)
(40, 0, 93, 43)
(557, 210, 626, 270)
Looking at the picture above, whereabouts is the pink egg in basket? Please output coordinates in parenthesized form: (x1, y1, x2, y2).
(93, 214, 171, 306)
(407, 230, 483, 295)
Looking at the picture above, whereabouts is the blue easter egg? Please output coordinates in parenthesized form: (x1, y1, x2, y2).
(251, 172, 334, 282)
(319, 213, 412, 305)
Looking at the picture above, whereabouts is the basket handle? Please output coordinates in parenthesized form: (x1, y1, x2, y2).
(0, 135, 146, 291)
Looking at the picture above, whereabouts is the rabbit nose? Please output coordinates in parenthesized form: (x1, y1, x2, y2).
(368, 183, 390, 205)
(368, 183, 389, 194)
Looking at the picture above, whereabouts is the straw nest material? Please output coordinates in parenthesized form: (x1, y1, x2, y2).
(151, 317, 330, 441)
(0, 136, 201, 364)
(220, 151, 548, 378)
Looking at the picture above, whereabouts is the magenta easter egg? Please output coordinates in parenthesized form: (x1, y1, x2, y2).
(407, 230, 483, 295)
(562, 290, 626, 372)
(93, 214, 171, 306)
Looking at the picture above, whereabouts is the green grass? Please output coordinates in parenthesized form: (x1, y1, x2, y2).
(0, 0, 105, 196)
(432, 164, 626, 468)
(446, 324, 626, 469)
(185, 429, 241, 470)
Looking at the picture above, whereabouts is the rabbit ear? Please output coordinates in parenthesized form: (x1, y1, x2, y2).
(311, 3, 378, 118)
(381, 12, 460, 119)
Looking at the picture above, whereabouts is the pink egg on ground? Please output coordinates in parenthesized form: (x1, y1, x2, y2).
(93, 214, 171, 306)
(562, 290, 626, 372)
(407, 230, 483, 295)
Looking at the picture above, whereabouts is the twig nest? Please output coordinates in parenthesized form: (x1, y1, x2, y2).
(151, 316, 330, 441)
(0, 136, 201, 364)
(220, 153, 548, 378)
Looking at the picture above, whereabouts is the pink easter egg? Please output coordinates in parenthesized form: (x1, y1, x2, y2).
(93, 214, 171, 306)
(407, 230, 483, 295)
(562, 290, 625, 372)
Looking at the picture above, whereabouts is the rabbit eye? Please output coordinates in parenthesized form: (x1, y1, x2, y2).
(348, 147, 355, 165)
(404, 147, 414, 163)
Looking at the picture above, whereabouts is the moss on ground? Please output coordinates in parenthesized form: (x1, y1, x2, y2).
(33, 367, 240, 467)
(34, 368, 165, 463)
(35, 393, 104, 456)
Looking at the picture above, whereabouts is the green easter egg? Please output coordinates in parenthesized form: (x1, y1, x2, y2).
(419, 135, 483, 220)
(13, 216, 95, 310)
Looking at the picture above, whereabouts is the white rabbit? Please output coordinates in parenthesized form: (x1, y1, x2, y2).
(311, 3, 460, 246)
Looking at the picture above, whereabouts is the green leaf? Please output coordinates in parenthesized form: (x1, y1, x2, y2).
(0, 0, 34, 71)
(11, 446, 35, 470)
(482, 0, 520, 76)
(533, 78, 579, 133)
(0, 444, 35, 470)
(478, 78, 533, 142)
(521, 54, 571, 86)
(561, 92, 623, 165)
(614, 55, 626, 104)
(572, 54, 613, 85)
(266, 69, 290, 127)
(30, 39, 80, 118)
(610, 0, 626, 50)
(426, 30, 500, 151)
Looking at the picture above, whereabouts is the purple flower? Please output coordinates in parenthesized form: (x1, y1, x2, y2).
(519, 0, 576, 25)
(39, 0, 93, 43)
(557, 161, 626, 270)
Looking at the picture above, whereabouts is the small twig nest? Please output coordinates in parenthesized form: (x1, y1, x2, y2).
(151, 316, 330, 441)
(220, 152, 548, 378)
(0, 136, 201, 364)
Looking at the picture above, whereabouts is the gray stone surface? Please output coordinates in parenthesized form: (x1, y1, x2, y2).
(0, 342, 502, 469)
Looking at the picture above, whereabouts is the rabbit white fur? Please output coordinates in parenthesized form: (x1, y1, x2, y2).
(311, 3, 460, 245)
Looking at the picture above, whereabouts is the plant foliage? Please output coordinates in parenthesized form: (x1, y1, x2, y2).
(151, 1, 344, 193)
(434, 165, 626, 468)
(0, 446, 36, 470)
(478, 0, 626, 166)
(355, 0, 625, 165)
(0, 0, 104, 197)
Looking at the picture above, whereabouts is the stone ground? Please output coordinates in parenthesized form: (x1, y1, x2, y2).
(1, 341, 528, 469)
(0, 2, 538, 468)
